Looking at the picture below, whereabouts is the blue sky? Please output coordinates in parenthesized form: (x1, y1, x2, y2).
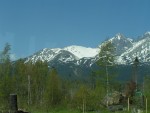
(0, 0, 150, 59)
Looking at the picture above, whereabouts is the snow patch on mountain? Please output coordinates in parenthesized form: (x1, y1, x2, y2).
(64, 45, 99, 59)
(25, 45, 99, 65)
(109, 33, 133, 56)
(117, 33, 150, 64)
(144, 31, 150, 36)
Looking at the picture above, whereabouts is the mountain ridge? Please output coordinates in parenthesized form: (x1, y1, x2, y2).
(26, 32, 150, 65)
(24, 32, 150, 80)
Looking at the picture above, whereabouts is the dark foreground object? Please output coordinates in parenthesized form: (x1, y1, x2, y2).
(10, 94, 29, 113)
(108, 105, 123, 112)
(10, 94, 18, 113)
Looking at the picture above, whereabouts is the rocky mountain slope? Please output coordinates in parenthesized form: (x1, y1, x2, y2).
(25, 45, 99, 66)
(25, 32, 150, 79)
(117, 32, 150, 64)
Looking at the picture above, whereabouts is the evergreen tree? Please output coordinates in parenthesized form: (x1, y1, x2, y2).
(96, 41, 116, 106)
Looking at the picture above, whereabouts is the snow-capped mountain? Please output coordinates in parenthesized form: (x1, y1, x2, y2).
(25, 45, 99, 79)
(26, 32, 150, 66)
(25, 45, 99, 66)
(109, 33, 133, 56)
(118, 32, 150, 64)
(24, 32, 150, 79)
(64, 45, 99, 59)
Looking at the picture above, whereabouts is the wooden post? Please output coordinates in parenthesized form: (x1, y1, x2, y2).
(28, 75, 31, 105)
(83, 99, 84, 113)
(10, 94, 18, 113)
(128, 97, 129, 112)
(146, 97, 147, 113)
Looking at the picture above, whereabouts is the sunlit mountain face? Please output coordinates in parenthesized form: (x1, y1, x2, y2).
(25, 32, 150, 80)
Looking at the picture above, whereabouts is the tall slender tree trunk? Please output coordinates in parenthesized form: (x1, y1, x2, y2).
(83, 99, 85, 113)
(51, 87, 53, 104)
(28, 75, 31, 105)
(106, 64, 109, 107)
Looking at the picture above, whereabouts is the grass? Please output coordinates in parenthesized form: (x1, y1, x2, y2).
(29, 105, 149, 113)
(31, 109, 150, 113)
(31, 109, 132, 113)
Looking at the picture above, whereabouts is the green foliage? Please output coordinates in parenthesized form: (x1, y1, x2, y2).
(0, 43, 11, 63)
(0, 43, 12, 109)
(45, 67, 62, 108)
(144, 76, 150, 110)
(73, 85, 89, 111)
(97, 41, 115, 66)
(0, 43, 148, 113)
(96, 41, 117, 100)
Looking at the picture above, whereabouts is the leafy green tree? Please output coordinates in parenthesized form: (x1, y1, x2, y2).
(12, 59, 28, 108)
(73, 83, 102, 112)
(89, 71, 96, 90)
(143, 76, 150, 110)
(60, 79, 72, 108)
(45, 67, 62, 108)
(30, 61, 49, 107)
(0, 43, 11, 78)
(0, 43, 11, 63)
(0, 43, 12, 109)
(73, 85, 89, 113)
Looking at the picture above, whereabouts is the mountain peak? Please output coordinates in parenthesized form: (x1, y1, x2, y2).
(109, 33, 126, 42)
(25, 32, 150, 65)
(115, 33, 125, 40)
(144, 31, 150, 35)
(108, 33, 133, 56)
(143, 31, 150, 37)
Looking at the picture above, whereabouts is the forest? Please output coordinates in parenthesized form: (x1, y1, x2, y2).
(0, 42, 150, 113)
